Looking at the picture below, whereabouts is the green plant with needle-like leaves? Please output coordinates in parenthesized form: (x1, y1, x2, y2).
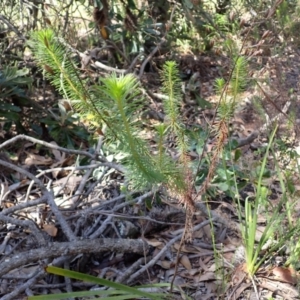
(30, 29, 187, 191)
(161, 61, 188, 157)
(91, 73, 167, 188)
(211, 51, 300, 288)
(159, 61, 190, 192)
(231, 56, 248, 96)
(29, 30, 88, 102)
(29, 30, 194, 297)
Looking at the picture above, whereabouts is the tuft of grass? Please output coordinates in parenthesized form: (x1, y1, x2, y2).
(233, 124, 300, 278)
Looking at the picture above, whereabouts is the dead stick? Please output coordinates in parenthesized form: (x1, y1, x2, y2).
(0, 238, 149, 278)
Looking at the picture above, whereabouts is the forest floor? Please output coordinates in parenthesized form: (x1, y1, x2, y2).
(1, 25, 300, 300)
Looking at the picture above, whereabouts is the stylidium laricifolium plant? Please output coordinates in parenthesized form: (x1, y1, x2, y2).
(197, 54, 249, 190)
(160, 61, 187, 155)
(29, 29, 188, 192)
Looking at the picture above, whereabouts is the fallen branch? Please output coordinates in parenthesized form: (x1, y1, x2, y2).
(0, 238, 149, 278)
(0, 134, 125, 173)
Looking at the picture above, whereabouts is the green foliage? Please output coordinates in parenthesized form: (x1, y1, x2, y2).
(215, 55, 248, 98)
(0, 65, 34, 133)
(92, 73, 169, 188)
(0, 66, 32, 99)
(30, 29, 161, 187)
(191, 131, 247, 198)
(0, 58, 89, 145)
(161, 61, 182, 128)
(0, 66, 32, 122)
(161, 61, 188, 156)
(286, 229, 300, 270)
(231, 56, 248, 95)
(234, 126, 299, 276)
(0, 101, 22, 124)
(4, 0, 300, 296)
(213, 13, 232, 33)
(276, 0, 291, 28)
(29, 29, 88, 102)
(40, 106, 89, 148)
(30, 29, 188, 191)
(214, 77, 226, 95)
(214, 55, 249, 123)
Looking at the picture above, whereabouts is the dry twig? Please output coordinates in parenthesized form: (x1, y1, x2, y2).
(0, 135, 125, 173)
(126, 218, 216, 285)
(0, 238, 149, 278)
(0, 159, 76, 242)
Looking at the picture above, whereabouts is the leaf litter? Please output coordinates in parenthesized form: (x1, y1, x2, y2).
(2, 34, 300, 300)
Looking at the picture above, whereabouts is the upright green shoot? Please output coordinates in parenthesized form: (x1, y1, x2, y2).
(237, 125, 297, 276)
(30, 29, 189, 192)
(161, 61, 188, 158)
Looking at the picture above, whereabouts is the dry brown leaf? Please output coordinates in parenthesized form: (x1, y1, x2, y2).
(7, 265, 39, 277)
(203, 256, 213, 265)
(172, 276, 187, 287)
(202, 223, 212, 241)
(158, 260, 172, 269)
(224, 236, 241, 247)
(271, 266, 298, 284)
(222, 250, 235, 262)
(23, 142, 34, 149)
(206, 281, 218, 293)
(258, 277, 299, 299)
(25, 152, 52, 166)
(146, 239, 164, 247)
(173, 242, 200, 253)
(43, 224, 58, 237)
(49, 142, 74, 178)
(208, 263, 217, 272)
(180, 255, 192, 270)
(64, 155, 76, 167)
(3, 202, 14, 208)
(15, 190, 24, 202)
(53, 175, 82, 193)
(198, 271, 216, 281)
(188, 268, 199, 276)
(0, 179, 9, 203)
(231, 282, 252, 299)
(50, 141, 65, 161)
(192, 292, 215, 300)
(51, 156, 76, 178)
(231, 264, 247, 286)
(255, 225, 265, 240)
(193, 228, 204, 239)
(199, 257, 209, 272)
(51, 162, 65, 178)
